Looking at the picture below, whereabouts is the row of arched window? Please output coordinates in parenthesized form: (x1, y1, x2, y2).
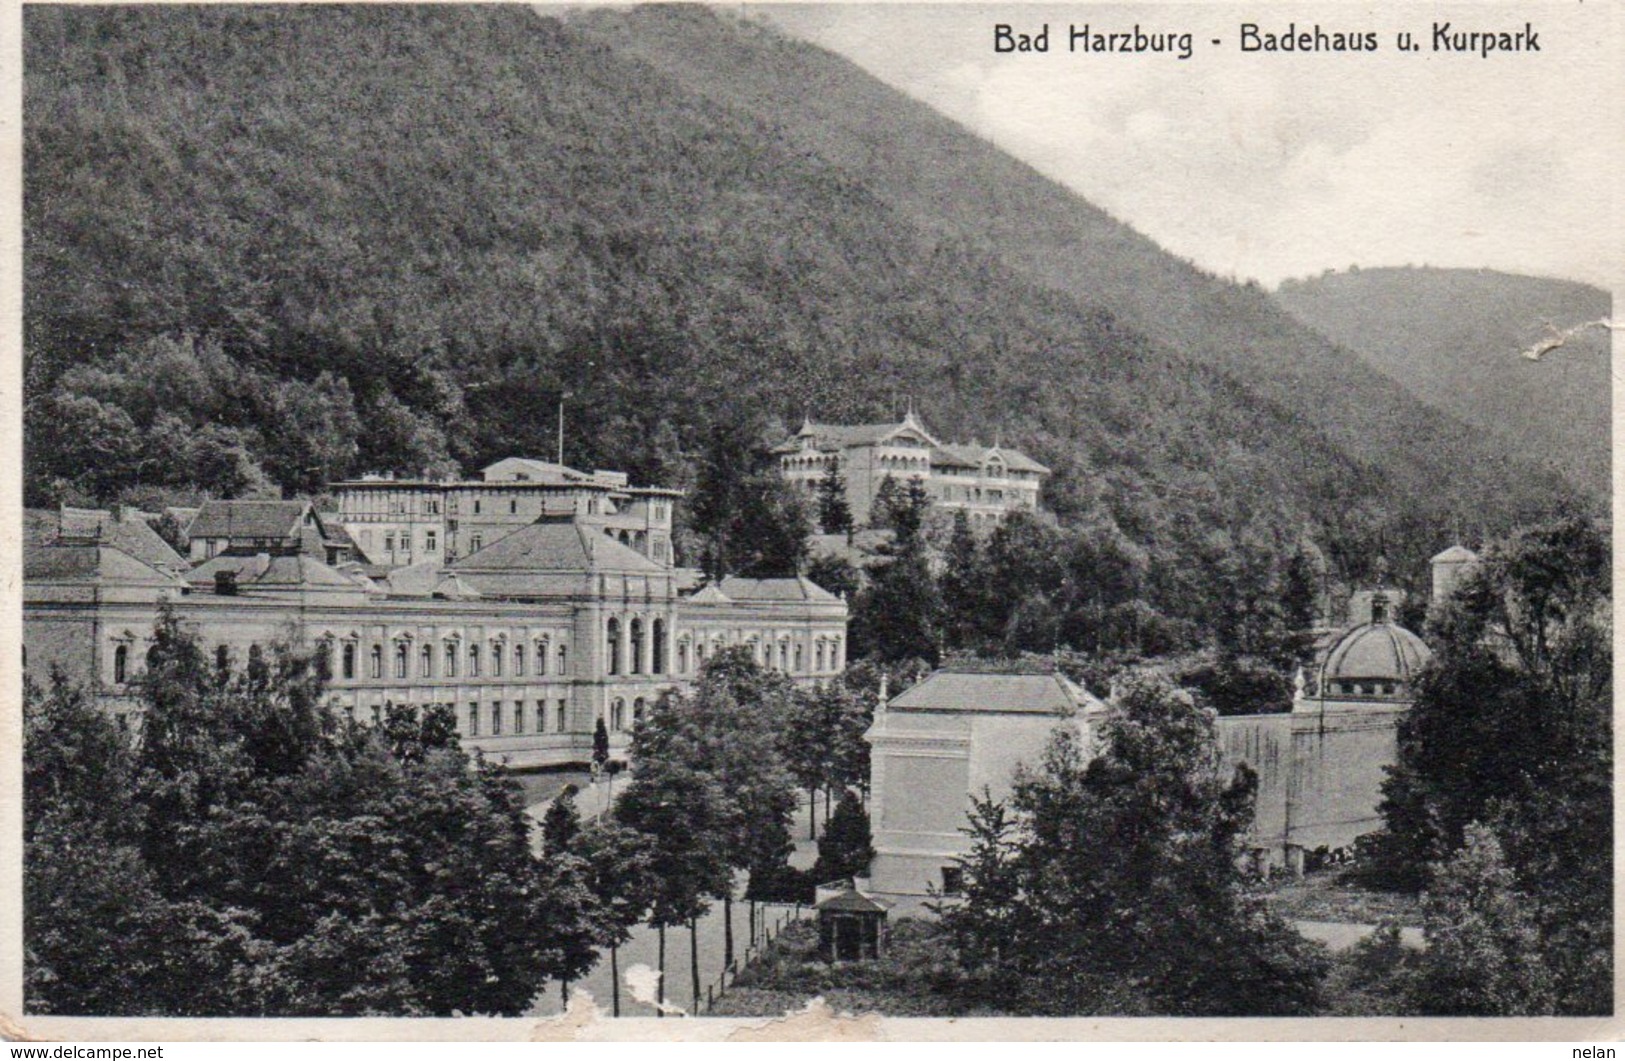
(604, 616, 667, 676)
(339, 697, 573, 737)
(316, 634, 570, 684)
(671, 632, 843, 675)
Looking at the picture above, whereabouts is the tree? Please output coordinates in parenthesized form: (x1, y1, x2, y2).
(811, 790, 875, 884)
(816, 458, 853, 538)
(852, 546, 942, 666)
(631, 653, 800, 972)
(805, 552, 861, 602)
(574, 820, 656, 1017)
(939, 510, 986, 651)
(1363, 514, 1610, 1013)
(543, 787, 584, 852)
(26, 613, 605, 1016)
(941, 673, 1327, 1015)
(689, 418, 809, 579)
(937, 793, 1025, 977)
(592, 717, 611, 772)
(1407, 825, 1555, 1015)
(612, 757, 732, 1014)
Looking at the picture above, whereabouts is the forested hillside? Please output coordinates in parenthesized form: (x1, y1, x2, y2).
(1274, 267, 1611, 499)
(23, 4, 1583, 634)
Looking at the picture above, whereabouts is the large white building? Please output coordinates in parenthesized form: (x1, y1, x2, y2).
(25, 489, 847, 769)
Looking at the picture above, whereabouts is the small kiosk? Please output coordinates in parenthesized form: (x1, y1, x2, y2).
(816, 887, 889, 961)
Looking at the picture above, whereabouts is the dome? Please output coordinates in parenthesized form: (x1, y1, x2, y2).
(1320, 620, 1431, 699)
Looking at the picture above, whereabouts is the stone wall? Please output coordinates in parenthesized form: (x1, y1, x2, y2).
(1217, 702, 1404, 869)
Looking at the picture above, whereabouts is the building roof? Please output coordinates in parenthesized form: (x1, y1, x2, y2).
(817, 888, 890, 915)
(1430, 544, 1480, 564)
(187, 499, 311, 541)
(777, 413, 940, 453)
(481, 458, 593, 486)
(717, 576, 842, 604)
(686, 583, 733, 604)
(888, 670, 1097, 716)
(930, 443, 1050, 475)
(1322, 621, 1432, 684)
(452, 518, 665, 576)
(185, 552, 364, 592)
(25, 543, 188, 589)
(24, 506, 189, 574)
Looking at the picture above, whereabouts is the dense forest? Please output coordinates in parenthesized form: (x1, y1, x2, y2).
(24, 5, 1587, 641)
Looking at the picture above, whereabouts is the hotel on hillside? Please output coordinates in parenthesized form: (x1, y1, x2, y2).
(775, 411, 1050, 527)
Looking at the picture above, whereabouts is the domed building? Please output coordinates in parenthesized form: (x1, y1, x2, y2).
(1216, 588, 1433, 875)
(1317, 592, 1431, 701)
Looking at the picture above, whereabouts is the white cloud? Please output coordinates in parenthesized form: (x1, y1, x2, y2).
(761, 3, 1621, 289)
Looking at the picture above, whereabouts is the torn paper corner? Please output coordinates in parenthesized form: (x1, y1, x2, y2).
(1519, 317, 1622, 361)
(723, 997, 886, 1042)
(529, 988, 606, 1042)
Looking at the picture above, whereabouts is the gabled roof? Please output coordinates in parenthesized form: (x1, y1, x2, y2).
(452, 518, 664, 575)
(717, 576, 842, 604)
(686, 583, 733, 604)
(187, 499, 311, 541)
(186, 552, 363, 591)
(25, 543, 188, 590)
(888, 671, 1096, 716)
(930, 443, 1051, 475)
(1430, 544, 1479, 564)
(24, 507, 188, 574)
(778, 414, 940, 453)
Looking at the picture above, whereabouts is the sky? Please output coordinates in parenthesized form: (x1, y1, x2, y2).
(755, 3, 1622, 290)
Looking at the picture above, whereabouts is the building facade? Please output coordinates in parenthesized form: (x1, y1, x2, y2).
(864, 671, 1102, 912)
(24, 502, 847, 770)
(776, 412, 1049, 528)
(332, 458, 680, 569)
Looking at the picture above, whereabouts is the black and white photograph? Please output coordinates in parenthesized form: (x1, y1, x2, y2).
(8, 0, 1620, 1039)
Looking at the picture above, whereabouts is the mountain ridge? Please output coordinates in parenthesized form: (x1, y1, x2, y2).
(22, 3, 1583, 621)
(1273, 266, 1610, 499)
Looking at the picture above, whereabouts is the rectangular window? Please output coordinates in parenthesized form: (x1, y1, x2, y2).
(468, 702, 480, 736)
(384, 533, 396, 552)
(535, 701, 546, 733)
(941, 867, 965, 896)
(492, 645, 503, 677)
(425, 531, 437, 553)
(471, 534, 483, 552)
(445, 643, 458, 678)
(491, 702, 502, 735)
(514, 702, 525, 733)
(556, 699, 568, 732)
(469, 645, 481, 677)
